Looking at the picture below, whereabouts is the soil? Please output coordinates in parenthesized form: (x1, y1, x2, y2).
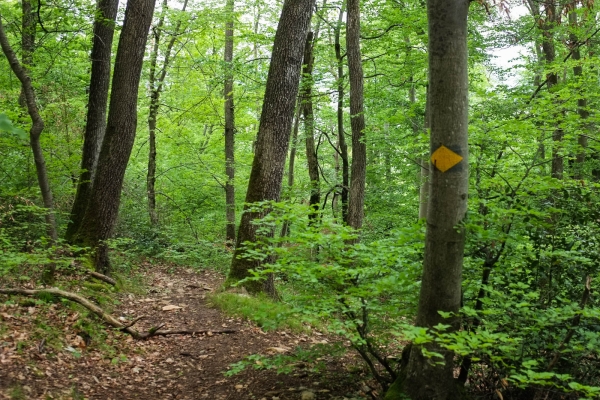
(0, 266, 372, 400)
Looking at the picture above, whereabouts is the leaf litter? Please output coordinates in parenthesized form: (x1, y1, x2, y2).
(0, 266, 370, 399)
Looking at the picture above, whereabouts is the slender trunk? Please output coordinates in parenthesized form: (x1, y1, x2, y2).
(0, 17, 58, 243)
(334, 1, 348, 222)
(19, 0, 35, 108)
(389, 1, 470, 398)
(280, 106, 302, 239)
(224, 0, 236, 242)
(76, 0, 156, 275)
(228, 0, 315, 295)
(569, 10, 589, 179)
(302, 32, 320, 220)
(538, 1, 563, 179)
(345, 0, 366, 232)
(147, 0, 188, 227)
(66, 0, 119, 242)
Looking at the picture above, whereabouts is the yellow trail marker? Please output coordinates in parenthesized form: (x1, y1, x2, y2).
(431, 145, 463, 172)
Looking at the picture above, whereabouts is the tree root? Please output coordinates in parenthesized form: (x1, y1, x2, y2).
(0, 287, 237, 340)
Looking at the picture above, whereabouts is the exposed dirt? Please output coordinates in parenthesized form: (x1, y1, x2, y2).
(0, 266, 371, 400)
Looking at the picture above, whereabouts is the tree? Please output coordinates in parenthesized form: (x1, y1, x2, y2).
(75, 0, 156, 274)
(224, 0, 236, 242)
(386, 0, 470, 398)
(345, 0, 366, 231)
(146, 0, 189, 227)
(227, 0, 316, 295)
(333, 1, 349, 222)
(0, 12, 58, 243)
(65, 0, 119, 242)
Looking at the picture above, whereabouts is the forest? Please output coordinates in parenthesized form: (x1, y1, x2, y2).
(0, 0, 599, 399)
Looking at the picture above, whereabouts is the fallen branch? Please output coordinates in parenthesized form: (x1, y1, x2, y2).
(86, 271, 116, 286)
(0, 287, 237, 340)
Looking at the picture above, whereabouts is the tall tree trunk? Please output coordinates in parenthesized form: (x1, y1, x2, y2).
(302, 32, 320, 221)
(76, 0, 156, 275)
(227, 0, 315, 295)
(1, 13, 58, 284)
(0, 16, 58, 243)
(65, 0, 118, 242)
(334, 1, 348, 222)
(302, 0, 326, 221)
(345, 0, 366, 232)
(388, 1, 470, 399)
(147, 0, 188, 227)
(569, 9, 589, 179)
(532, 0, 562, 179)
(19, 0, 35, 108)
(224, 0, 236, 242)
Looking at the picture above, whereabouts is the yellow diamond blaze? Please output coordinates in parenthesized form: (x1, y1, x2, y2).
(430, 145, 463, 173)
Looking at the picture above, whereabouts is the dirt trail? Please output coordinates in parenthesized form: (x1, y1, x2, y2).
(0, 267, 369, 400)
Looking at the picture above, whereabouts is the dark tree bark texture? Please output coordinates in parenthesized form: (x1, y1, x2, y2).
(345, 0, 366, 232)
(66, 0, 118, 242)
(224, 0, 236, 242)
(76, 0, 156, 275)
(334, 2, 348, 222)
(302, 32, 321, 221)
(386, 1, 470, 399)
(228, 0, 315, 295)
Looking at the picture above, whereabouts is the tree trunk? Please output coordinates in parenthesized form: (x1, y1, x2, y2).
(387, 1, 470, 399)
(227, 0, 315, 295)
(65, 0, 118, 242)
(569, 10, 589, 179)
(538, 1, 563, 179)
(345, 0, 366, 232)
(0, 17, 58, 243)
(75, 0, 156, 275)
(334, 1, 348, 223)
(302, 32, 320, 221)
(19, 0, 35, 108)
(224, 0, 236, 242)
(147, 0, 188, 227)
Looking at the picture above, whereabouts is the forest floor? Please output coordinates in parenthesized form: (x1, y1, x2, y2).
(0, 264, 372, 400)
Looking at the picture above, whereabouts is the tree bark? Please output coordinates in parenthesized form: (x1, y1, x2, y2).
(302, 32, 320, 221)
(569, 10, 589, 179)
(334, 1, 348, 223)
(65, 0, 119, 242)
(533, 0, 563, 179)
(19, 0, 35, 108)
(227, 0, 315, 295)
(146, 0, 188, 227)
(224, 0, 236, 242)
(345, 0, 366, 232)
(0, 16, 58, 243)
(75, 0, 156, 275)
(418, 87, 431, 220)
(387, 1, 470, 399)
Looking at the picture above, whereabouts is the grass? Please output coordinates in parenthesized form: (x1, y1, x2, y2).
(208, 291, 310, 333)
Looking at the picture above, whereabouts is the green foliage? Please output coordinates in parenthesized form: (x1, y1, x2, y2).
(224, 343, 345, 377)
(209, 291, 307, 332)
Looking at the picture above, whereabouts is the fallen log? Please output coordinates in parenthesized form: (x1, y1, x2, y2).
(0, 287, 237, 340)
